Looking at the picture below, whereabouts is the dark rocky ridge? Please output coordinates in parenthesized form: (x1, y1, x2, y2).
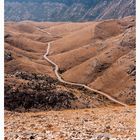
(5, 71, 113, 112)
(5, 0, 135, 22)
(5, 72, 77, 111)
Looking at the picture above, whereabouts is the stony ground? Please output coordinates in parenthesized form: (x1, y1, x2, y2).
(5, 106, 135, 140)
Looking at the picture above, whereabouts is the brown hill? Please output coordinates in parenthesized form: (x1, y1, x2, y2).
(5, 16, 135, 105)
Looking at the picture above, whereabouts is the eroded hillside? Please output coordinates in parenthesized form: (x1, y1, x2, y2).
(4, 16, 136, 140)
(5, 16, 135, 107)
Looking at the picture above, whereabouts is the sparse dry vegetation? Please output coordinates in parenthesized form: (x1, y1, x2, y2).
(4, 16, 136, 139)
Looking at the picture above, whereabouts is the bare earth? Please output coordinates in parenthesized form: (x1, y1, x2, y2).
(4, 16, 136, 140)
(5, 106, 135, 140)
(5, 16, 135, 104)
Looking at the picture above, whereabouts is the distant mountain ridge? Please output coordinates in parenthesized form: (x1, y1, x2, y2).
(5, 0, 103, 6)
(5, 0, 135, 21)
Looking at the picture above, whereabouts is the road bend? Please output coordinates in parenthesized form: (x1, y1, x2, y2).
(44, 42, 128, 107)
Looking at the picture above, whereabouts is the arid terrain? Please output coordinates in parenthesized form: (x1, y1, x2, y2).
(4, 16, 136, 139)
(5, 106, 135, 140)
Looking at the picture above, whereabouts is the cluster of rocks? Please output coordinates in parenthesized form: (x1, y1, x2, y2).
(4, 51, 13, 62)
(5, 71, 78, 111)
(120, 27, 135, 49)
(5, 106, 136, 140)
(94, 61, 110, 73)
(127, 65, 136, 77)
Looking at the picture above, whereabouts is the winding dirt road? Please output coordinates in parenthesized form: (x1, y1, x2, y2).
(44, 42, 128, 107)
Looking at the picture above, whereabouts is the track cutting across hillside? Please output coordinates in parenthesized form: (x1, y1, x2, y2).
(44, 42, 128, 107)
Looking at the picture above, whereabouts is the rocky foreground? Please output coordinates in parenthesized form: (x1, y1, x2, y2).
(5, 106, 135, 140)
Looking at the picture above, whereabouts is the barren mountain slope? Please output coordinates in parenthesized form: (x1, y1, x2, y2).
(5, 16, 135, 107)
(4, 16, 136, 140)
(51, 17, 136, 104)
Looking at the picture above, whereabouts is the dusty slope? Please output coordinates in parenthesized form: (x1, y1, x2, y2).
(5, 72, 114, 112)
(5, 16, 135, 106)
(5, 106, 135, 139)
(4, 16, 136, 140)
(5, 22, 55, 76)
(51, 17, 135, 104)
